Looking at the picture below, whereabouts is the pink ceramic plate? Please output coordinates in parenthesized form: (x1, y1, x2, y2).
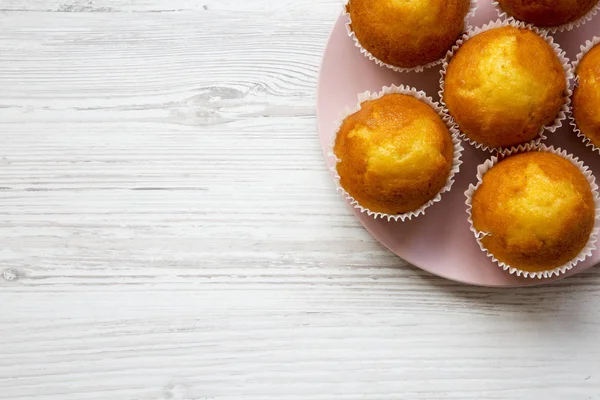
(317, 1, 600, 287)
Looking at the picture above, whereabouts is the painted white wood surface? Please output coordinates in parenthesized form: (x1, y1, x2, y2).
(1, 1, 600, 399)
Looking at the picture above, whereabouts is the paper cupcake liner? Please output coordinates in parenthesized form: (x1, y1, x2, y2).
(465, 143, 600, 279)
(328, 84, 464, 222)
(492, 0, 600, 33)
(343, 0, 477, 73)
(569, 36, 600, 155)
(438, 19, 573, 155)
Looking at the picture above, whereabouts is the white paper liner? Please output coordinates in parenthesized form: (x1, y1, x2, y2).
(569, 36, 600, 155)
(465, 143, 600, 279)
(438, 19, 573, 154)
(328, 84, 464, 222)
(343, 0, 478, 73)
(492, 0, 600, 33)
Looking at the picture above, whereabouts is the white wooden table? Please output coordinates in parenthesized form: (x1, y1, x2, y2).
(1, 1, 600, 398)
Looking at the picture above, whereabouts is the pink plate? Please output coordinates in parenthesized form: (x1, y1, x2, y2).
(316, 1, 600, 287)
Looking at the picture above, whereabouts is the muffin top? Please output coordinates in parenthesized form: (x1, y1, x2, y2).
(334, 93, 454, 215)
(347, 0, 471, 68)
(444, 26, 566, 149)
(472, 152, 595, 272)
(497, 0, 599, 27)
(573, 42, 600, 147)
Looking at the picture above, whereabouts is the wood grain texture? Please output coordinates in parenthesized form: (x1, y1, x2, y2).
(1, 1, 600, 399)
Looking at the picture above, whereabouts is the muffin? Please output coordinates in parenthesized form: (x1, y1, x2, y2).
(471, 152, 595, 274)
(443, 25, 567, 149)
(346, 0, 471, 69)
(496, 0, 599, 27)
(572, 41, 600, 148)
(334, 93, 455, 215)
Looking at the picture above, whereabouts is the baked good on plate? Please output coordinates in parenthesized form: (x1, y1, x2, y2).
(573, 42, 600, 147)
(334, 93, 454, 215)
(443, 25, 566, 149)
(471, 152, 595, 274)
(496, 0, 599, 27)
(346, 0, 471, 69)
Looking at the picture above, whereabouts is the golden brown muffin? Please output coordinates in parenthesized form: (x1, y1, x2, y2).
(334, 93, 455, 215)
(471, 152, 595, 273)
(347, 0, 471, 69)
(497, 0, 599, 27)
(573, 43, 600, 147)
(444, 26, 566, 149)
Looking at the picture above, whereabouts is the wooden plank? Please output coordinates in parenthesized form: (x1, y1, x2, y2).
(0, 0, 343, 13)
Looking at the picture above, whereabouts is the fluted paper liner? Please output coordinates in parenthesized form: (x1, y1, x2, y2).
(328, 84, 464, 222)
(439, 19, 573, 154)
(343, 0, 477, 73)
(569, 36, 600, 154)
(492, 0, 600, 33)
(465, 144, 600, 279)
